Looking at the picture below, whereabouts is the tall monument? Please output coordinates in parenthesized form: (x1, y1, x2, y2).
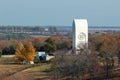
(72, 19, 88, 50)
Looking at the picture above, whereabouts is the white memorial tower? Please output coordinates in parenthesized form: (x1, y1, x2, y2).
(72, 19, 88, 50)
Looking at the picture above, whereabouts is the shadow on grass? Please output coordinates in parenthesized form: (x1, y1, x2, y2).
(42, 68, 53, 73)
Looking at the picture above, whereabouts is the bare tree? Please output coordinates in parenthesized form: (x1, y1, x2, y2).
(51, 46, 101, 80)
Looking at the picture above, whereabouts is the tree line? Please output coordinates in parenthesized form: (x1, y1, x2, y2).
(0, 36, 72, 55)
(51, 33, 120, 80)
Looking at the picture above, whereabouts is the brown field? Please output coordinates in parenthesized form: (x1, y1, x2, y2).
(1, 56, 120, 80)
(0, 64, 51, 80)
(0, 57, 51, 80)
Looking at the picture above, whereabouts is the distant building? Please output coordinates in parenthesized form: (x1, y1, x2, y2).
(48, 26, 57, 34)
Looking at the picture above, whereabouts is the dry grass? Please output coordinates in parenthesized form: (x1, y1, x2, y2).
(0, 57, 52, 80)
(1, 57, 120, 80)
(0, 64, 51, 80)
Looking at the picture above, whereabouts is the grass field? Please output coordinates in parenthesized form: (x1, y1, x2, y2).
(0, 64, 52, 80)
(0, 56, 52, 80)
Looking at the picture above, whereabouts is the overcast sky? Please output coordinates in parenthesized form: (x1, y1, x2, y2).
(0, 0, 120, 26)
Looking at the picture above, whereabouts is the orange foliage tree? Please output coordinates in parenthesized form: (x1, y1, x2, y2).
(15, 42, 36, 63)
(25, 42, 36, 61)
(100, 34, 117, 56)
(15, 42, 26, 62)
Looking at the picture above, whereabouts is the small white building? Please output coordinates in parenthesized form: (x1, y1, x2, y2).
(72, 19, 88, 50)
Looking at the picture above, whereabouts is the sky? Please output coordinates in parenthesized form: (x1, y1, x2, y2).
(0, 0, 120, 26)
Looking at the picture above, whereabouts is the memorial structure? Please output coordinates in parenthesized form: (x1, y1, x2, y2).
(72, 19, 88, 50)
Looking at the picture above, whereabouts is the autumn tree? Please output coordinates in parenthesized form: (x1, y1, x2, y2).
(116, 34, 120, 63)
(100, 34, 117, 56)
(89, 35, 104, 51)
(25, 42, 36, 61)
(15, 42, 26, 62)
(97, 34, 118, 78)
(15, 42, 36, 63)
